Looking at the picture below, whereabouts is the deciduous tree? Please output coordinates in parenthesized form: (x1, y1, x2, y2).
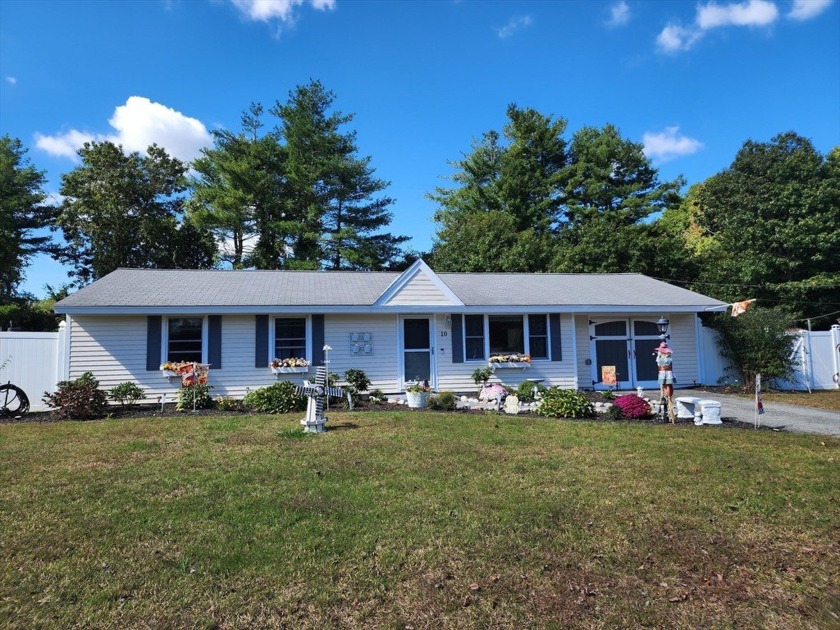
(695, 133, 840, 321)
(54, 141, 215, 284)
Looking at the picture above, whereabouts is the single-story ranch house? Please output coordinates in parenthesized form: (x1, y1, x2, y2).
(53, 260, 726, 399)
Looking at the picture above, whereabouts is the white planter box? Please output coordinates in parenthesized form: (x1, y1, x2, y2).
(271, 367, 309, 375)
(488, 362, 530, 372)
(161, 370, 179, 378)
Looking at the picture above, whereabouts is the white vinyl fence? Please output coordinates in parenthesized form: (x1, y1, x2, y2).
(699, 324, 840, 391)
(0, 322, 69, 411)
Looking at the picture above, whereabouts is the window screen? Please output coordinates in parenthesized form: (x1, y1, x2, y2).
(489, 315, 524, 355)
(275, 318, 307, 359)
(167, 318, 203, 363)
(528, 314, 548, 359)
(464, 315, 485, 360)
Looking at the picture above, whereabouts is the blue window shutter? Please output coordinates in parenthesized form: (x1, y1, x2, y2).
(311, 315, 325, 366)
(255, 315, 268, 368)
(208, 315, 222, 369)
(549, 314, 562, 362)
(146, 316, 162, 371)
(451, 314, 464, 363)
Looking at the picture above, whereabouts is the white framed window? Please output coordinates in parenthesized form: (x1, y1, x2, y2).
(463, 314, 551, 361)
(489, 315, 525, 355)
(527, 314, 549, 359)
(270, 316, 311, 361)
(163, 316, 207, 363)
(464, 314, 485, 360)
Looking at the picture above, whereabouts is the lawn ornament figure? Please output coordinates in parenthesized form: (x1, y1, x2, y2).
(656, 342, 676, 423)
(295, 366, 352, 433)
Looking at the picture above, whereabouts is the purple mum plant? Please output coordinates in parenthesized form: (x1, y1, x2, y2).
(613, 394, 651, 419)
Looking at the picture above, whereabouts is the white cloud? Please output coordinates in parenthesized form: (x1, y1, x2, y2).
(5, 76, 16, 85)
(229, 0, 335, 24)
(496, 15, 533, 39)
(107, 97, 211, 160)
(657, 0, 780, 53)
(34, 96, 212, 163)
(607, 1, 631, 27)
(642, 126, 704, 161)
(697, 0, 779, 28)
(34, 129, 97, 159)
(656, 23, 703, 52)
(788, 0, 833, 20)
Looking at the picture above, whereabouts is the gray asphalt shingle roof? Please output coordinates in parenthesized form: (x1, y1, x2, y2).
(55, 267, 724, 310)
(56, 269, 400, 307)
(437, 273, 722, 307)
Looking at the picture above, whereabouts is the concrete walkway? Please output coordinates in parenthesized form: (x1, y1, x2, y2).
(640, 390, 840, 437)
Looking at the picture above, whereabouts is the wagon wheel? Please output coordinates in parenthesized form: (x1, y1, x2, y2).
(0, 384, 30, 416)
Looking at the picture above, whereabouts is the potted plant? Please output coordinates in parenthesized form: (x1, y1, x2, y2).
(405, 380, 431, 409)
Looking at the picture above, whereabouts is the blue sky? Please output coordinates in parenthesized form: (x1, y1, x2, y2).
(1, 0, 838, 297)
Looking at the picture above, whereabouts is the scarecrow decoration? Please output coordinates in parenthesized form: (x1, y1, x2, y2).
(656, 342, 677, 423)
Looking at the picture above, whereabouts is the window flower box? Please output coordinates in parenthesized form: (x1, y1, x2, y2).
(487, 361, 530, 372)
(160, 362, 209, 384)
(269, 357, 310, 376)
(488, 353, 531, 372)
(271, 366, 309, 375)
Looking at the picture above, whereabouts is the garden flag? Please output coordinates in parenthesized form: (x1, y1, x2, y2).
(731, 299, 755, 317)
(755, 373, 765, 429)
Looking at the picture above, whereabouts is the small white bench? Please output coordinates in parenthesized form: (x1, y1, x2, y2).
(675, 396, 722, 425)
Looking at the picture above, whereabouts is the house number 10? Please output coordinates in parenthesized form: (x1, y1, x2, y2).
(440, 331, 448, 337)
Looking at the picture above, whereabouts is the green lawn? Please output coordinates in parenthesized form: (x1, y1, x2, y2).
(1, 412, 838, 628)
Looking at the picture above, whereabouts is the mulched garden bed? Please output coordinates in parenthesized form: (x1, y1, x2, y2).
(3, 397, 779, 432)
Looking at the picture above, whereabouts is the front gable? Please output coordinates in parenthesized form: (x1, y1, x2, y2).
(375, 259, 464, 307)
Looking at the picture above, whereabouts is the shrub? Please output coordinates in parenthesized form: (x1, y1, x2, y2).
(535, 388, 594, 419)
(344, 369, 371, 393)
(606, 404, 624, 420)
(242, 381, 306, 414)
(368, 388, 385, 403)
(43, 371, 108, 419)
(215, 396, 242, 411)
(471, 367, 493, 387)
(600, 389, 616, 401)
(516, 380, 546, 402)
(706, 307, 795, 390)
(613, 394, 651, 419)
(428, 390, 457, 411)
(176, 384, 215, 411)
(108, 382, 145, 407)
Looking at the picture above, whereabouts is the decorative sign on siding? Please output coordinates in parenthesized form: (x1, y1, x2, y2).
(350, 332, 373, 355)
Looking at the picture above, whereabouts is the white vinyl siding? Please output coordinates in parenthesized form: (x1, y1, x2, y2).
(322, 315, 400, 392)
(384, 271, 455, 306)
(68, 311, 701, 400)
(575, 314, 592, 387)
(668, 314, 699, 386)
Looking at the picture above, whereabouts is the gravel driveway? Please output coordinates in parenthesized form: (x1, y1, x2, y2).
(639, 389, 840, 437)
